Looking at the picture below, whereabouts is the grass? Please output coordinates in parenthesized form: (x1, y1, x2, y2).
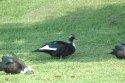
(0, 0, 125, 82)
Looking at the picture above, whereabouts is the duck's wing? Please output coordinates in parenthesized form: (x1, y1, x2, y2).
(114, 44, 125, 50)
(47, 41, 69, 48)
(38, 41, 69, 51)
(2, 55, 14, 64)
(121, 43, 125, 47)
(3, 61, 24, 74)
(2, 54, 26, 67)
(12, 55, 27, 68)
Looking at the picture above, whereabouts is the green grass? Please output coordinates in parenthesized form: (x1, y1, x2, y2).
(0, 0, 125, 83)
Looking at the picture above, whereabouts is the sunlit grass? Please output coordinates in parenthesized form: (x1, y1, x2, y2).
(0, 0, 125, 83)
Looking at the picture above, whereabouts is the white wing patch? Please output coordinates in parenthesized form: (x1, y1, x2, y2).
(39, 45, 57, 51)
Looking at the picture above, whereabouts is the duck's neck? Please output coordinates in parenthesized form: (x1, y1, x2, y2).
(69, 41, 75, 48)
(69, 37, 75, 47)
(72, 42, 75, 47)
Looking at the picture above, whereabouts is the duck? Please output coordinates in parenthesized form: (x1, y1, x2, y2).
(0, 53, 34, 74)
(110, 43, 125, 59)
(33, 34, 76, 59)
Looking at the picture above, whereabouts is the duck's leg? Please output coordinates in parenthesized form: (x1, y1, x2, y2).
(60, 54, 66, 59)
(59, 48, 65, 59)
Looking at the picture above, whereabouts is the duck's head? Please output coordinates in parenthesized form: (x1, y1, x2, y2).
(69, 34, 75, 42)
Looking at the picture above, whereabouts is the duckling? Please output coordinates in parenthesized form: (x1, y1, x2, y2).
(0, 53, 34, 74)
(33, 34, 76, 59)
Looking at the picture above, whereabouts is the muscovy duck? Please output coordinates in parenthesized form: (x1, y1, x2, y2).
(33, 34, 76, 59)
(110, 43, 125, 59)
(0, 53, 34, 74)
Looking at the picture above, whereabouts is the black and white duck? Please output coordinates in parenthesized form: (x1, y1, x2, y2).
(33, 34, 76, 59)
(110, 43, 125, 59)
(0, 53, 34, 74)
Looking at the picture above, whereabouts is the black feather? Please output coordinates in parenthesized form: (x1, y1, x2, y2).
(0, 53, 27, 74)
(33, 34, 76, 59)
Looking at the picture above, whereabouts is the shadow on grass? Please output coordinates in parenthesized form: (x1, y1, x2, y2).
(0, 4, 125, 63)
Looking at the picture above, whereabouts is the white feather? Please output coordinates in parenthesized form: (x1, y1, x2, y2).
(39, 45, 57, 51)
(20, 66, 34, 74)
(73, 43, 76, 48)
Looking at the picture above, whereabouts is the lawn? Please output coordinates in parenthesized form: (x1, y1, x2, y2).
(0, 0, 125, 83)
